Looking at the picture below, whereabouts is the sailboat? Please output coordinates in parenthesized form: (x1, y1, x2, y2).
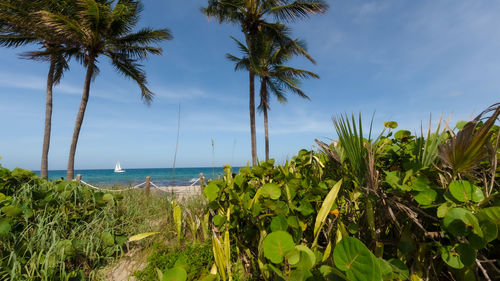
(114, 161, 125, 173)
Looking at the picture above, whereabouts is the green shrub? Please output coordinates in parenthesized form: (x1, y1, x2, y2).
(134, 241, 214, 280)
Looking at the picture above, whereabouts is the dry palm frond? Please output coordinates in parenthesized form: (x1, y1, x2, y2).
(438, 103, 500, 176)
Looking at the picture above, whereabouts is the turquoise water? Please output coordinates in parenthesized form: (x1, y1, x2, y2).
(35, 167, 235, 186)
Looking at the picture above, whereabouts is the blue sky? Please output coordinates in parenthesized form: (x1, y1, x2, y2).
(0, 0, 499, 170)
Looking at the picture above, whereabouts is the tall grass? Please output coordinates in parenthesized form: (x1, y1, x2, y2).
(0, 179, 179, 280)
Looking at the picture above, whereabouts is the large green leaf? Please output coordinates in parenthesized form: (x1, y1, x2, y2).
(128, 232, 160, 242)
(442, 208, 481, 237)
(333, 237, 382, 281)
(449, 180, 484, 203)
(0, 221, 11, 236)
(1, 205, 22, 217)
(162, 266, 187, 281)
(262, 183, 281, 200)
(289, 269, 313, 281)
(440, 244, 475, 269)
(314, 180, 342, 238)
(263, 231, 295, 264)
(413, 188, 437, 205)
(270, 215, 288, 232)
(294, 245, 316, 271)
(478, 207, 500, 224)
(204, 183, 219, 201)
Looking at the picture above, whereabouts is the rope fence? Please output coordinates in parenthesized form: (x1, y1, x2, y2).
(73, 172, 206, 196)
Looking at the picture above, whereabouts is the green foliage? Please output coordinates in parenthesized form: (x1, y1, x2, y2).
(134, 241, 214, 281)
(0, 165, 174, 280)
(200, 103, 499, 280)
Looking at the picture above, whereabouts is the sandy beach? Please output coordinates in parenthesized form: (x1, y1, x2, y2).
(154, 185, 203, 198)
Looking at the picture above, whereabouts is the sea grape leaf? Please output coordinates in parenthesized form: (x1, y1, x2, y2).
(0, 221, 11, 236)
(1, 205, 22, 217)
(388, 258, 409, 280)
(413, 188, 437, 205)
(263, 231, 295, 264)
(457, 243, 476, 266)
(100, 232, 114, 247)
(204, 183, 219, 202)
(394, 130, 412, 140)
(262, 183, 281, 200)
(162, 266, 187, 281)
(297, 200, 314, 216)
(333, 237, 382, 281)
(234, 175, 245, 187)
(443, 208, 481, 237)
(480, 220, 498, 242)
(477, 207, 500, 224)
(289, 269, 313, 281)
(378, 258, 393, 280)
(213, 215, 226, 227)
(287, 216, 300, 229)
(270, 215, 288, 232)
(384, 121, 398, 129)
(468, 233, 486, 250)
(440, 246, 464, 269)
(294, 245, 316, 271)
(437, 202, 454, 218)
(285, 248, 300, 265)
(409, 175, 430, 191)
(449, 180, 484, 203)
(440, 244, 475, 269)
(102, 193, 114, 203)
(384, 171, 402, 189)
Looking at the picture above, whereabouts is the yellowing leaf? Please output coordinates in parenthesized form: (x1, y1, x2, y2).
(128, 232, 160, 242)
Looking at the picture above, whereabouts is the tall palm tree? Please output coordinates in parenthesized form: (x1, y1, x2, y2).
(227, 31, 319, 161)
(204, 0, 328, 166)
(39, 0, 172, 180)
(0, 0, 77, 179)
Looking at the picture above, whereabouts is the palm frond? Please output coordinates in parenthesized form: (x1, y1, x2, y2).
(107, 50, 153, 104)
(0, 34, 37, 47)
(438, 103, 500, 176)
(271, 0, 328, 22)
(333, 113, 367, 186)
(115, 27, 172, 45)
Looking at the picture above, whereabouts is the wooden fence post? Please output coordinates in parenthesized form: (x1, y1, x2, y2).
(76, 174, 82, 183)
(199, 173, 205, 195)
(145, 176, 151, 196)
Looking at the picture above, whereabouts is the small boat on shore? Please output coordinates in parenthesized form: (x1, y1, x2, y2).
(114, 162, 125, 173)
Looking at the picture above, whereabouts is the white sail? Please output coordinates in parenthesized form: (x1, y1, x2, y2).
(114, 161, 125, 173)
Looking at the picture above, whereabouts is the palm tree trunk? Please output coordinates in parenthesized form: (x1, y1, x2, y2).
(260, 80, 269, 161)
(249, 70, 257, 166)
(66, 62, 94, 180)
(40, 60, 55, 179)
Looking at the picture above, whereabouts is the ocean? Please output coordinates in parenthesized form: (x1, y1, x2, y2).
(35, 167, 236, 187)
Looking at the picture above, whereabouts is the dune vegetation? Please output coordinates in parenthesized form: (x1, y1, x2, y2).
(3, 103, 498, 280)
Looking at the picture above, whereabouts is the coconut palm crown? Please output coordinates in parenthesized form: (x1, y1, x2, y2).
(227, 29, 319, 160)
(203, 0, 327, 165)
(38, 0, 172, 179)
(0, 0, 79, 178)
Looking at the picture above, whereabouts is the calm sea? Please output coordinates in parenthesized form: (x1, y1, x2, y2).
(34, 167, 237, 186)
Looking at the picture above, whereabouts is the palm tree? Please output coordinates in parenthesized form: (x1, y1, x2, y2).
(203, 0, 328, 166)
(38, 0, 172, 180)
(227, 31, 319, 161)
(0, 0, 77, 179)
